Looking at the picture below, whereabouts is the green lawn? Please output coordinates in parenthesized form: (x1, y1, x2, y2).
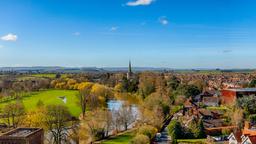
(177, 139, 207, 144)
(101, 131, 135, 144)
(0, 90, 81, 117)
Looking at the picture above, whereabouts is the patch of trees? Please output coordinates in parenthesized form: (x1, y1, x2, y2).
(167, 119, 206, 143)
(0, 78, 50, 101)
(237, 95, 256, 115)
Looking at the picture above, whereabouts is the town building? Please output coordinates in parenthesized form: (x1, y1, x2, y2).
(221, 88, 256, 104)
(0, 128, 44, 144)
(228, 122, 256, 144)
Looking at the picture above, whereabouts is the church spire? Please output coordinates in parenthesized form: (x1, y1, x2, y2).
(129, 60, 132, 74)
(127, 60, 133, 79)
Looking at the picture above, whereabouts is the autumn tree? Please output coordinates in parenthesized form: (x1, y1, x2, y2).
(130, 134, 150, 144)
(79, 109, 113, 143)
(22, 107, 47, 129)
(77, 82, 93, 118)
(3, 102, 25, 128)
(138, 72, 156, 98)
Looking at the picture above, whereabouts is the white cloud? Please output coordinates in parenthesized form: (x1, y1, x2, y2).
(72, 32, 80, 36)
(159, 17, 169, 25)
(126, 0, 154, 6)
(1, 33, 18, 41)
(110, 26, 119, 31)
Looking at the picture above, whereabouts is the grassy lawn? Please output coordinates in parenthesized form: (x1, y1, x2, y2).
(0, 90, 81, 117)
(177, 139, 207, 144)
(101, 131, 136, 144)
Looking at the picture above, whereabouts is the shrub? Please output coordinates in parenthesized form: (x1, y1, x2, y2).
(130, 134, 150, 144)
(138, 125, 158, 139)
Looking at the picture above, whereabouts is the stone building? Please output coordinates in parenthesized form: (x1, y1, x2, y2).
(0, 128, 44, 144)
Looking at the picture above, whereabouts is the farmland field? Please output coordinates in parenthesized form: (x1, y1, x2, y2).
(0, 90, 81, 117)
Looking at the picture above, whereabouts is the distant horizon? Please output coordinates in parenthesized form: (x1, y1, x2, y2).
(1, 0, 256, 68)
(1, 65, 256, 70)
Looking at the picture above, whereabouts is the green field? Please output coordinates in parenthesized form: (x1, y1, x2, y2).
(30, 73, 68, 78)
(101, 131, 135, 144)
(177, 139, 207, 144)
(0, 90, 81, 117)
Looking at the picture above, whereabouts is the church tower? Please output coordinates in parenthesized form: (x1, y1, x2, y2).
(127, 60, 133, 79)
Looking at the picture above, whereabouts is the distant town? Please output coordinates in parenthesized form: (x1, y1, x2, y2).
(1, 63, 256, 143)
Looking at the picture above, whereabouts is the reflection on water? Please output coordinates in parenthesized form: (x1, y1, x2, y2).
(107, 100, 138, 116)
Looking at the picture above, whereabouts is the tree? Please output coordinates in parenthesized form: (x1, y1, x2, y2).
(167, 76, 180, 90)
(197, 119, 206, 138)
(176, 84, 201, 99)
(231, 108, 244, 129)
(77, 83, 93, 118)
(116, 104, 137, 131)
(167, 120, 183, 141)
(79, 109, 113, 143)
(3, 102, 25, 128)
(189, 119, 206, 138)
(237, 95, 256, 114)
(138, 72, 156, 98)
(45, 105, 71, 144)
(23, 107, 47, 129)
(249, 79, 256, 87)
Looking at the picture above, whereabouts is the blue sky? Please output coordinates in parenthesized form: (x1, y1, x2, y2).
(1, 0, 256, 68)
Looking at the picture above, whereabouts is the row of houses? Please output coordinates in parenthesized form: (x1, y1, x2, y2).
(183, 88, 256, 143)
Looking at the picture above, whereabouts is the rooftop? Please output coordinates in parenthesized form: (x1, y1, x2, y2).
(1, 128, 42, 138)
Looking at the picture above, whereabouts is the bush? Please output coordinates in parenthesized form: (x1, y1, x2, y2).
(138, 125, 158, 139)
(167, 120, 183, 139)
(249, 114, 256, 123)
(130, 134, 150, 144)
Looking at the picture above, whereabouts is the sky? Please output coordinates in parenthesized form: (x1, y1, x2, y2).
(1, 0, 256, 68)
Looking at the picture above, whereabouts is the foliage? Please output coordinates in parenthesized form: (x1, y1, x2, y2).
(79, 109, 113, 142)
(176, 84, 201, 99)
(22, 107, 47, 129)
(3, 102, 25, 128)
(226, 107, 244, 129)
(137, 125, 158, 139)
(78, 82, 112, 118)
(237, 95, 256, 114)
(189, 119, 206, 139)
(249, 79, 256, 87)
(167, 76, 180, 91)
(120, 77, 139, 93)
(130, 134, 150, 144)
(138, 72, 157, 98)
(167, 120, 183, 140)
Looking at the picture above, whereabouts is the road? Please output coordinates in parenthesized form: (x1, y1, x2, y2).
(153, 115, 173, 144)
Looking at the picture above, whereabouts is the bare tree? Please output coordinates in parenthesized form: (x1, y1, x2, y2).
(3, 102, 25, 128)
(117, 104, 137, 131)
(45, 105, 71, 144)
